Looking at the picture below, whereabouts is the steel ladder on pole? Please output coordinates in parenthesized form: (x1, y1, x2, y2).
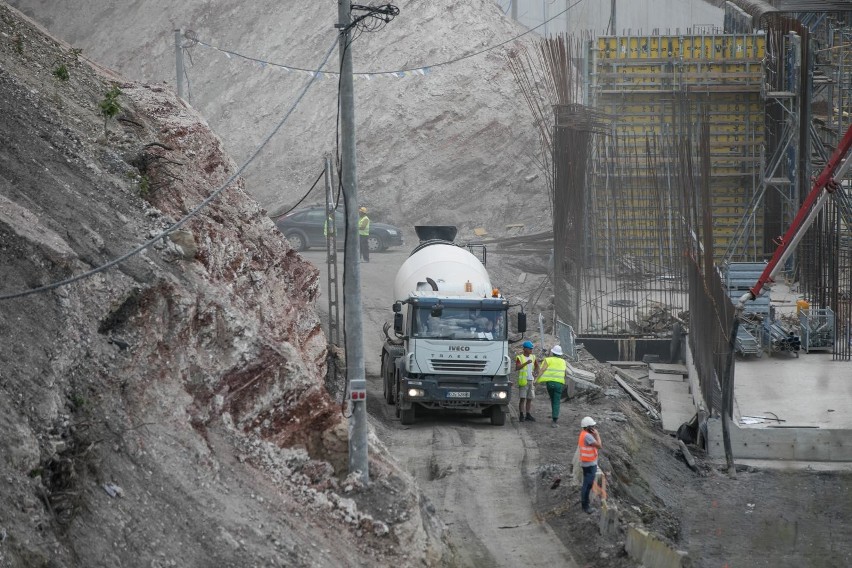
(324, 156, 341, 348)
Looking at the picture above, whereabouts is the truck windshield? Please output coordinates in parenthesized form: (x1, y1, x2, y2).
(411, 307, 506, 341)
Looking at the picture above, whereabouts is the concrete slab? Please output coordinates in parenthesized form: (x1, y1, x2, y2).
(657, 396, 693, 410)
(608, 361, 648, 369)
(649, 370, 686, 384)
(625, 525, 690, 568)
(653, 379, 696, 432)
(653, 380, 690, 398)
(698, 339, 852, 464)
(733, 353, 852, 429)
(649, 363, 688, 375)
(713, 458, 852, 472)
(567, 362, 595, 381)
(616, 367, 650, 382)
(661, 408, 695, 432)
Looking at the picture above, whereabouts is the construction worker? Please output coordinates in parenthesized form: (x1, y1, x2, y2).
(535, 345, 567, 428)
(578, 416, 602, 514)
(323, 212, 334, 237)
(515, 340, 539, 422)
(358, 206, 371, 262)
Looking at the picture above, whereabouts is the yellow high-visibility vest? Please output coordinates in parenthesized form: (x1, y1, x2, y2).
(538, 356, 566, 384)
(516, 354, 536, 387)
(358, 215, 370, 236)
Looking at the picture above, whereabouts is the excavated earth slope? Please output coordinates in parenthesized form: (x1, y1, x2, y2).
(7, 0, 551, 237)
(0, 4, 445, 566)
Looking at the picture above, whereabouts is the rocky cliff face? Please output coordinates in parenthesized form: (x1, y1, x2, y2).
(0, 4, 444, 566)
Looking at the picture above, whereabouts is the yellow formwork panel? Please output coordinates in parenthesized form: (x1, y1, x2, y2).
(596, 34, 765, 61)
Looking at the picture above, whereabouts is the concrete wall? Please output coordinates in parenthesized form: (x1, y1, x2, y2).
(706, 419, 852, 461)
(577, 336, 672, 363)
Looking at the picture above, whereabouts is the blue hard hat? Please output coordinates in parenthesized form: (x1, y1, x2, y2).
(522, 340, 534, 349)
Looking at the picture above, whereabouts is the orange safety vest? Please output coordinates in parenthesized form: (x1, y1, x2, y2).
(578, 430, 598, 463)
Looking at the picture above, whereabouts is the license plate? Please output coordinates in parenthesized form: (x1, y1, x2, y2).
(447, 391, 470, 398)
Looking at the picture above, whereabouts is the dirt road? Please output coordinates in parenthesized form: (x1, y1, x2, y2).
(303, 248, 578, 568)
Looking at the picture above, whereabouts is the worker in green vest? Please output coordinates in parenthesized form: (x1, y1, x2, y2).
(358, 206, 371, 262)
(535, 345, 567, 428)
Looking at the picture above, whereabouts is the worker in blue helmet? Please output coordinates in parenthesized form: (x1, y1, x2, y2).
(515, 340, 539, 422)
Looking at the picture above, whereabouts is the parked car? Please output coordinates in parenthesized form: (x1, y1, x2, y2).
(274, 206, 404, 253)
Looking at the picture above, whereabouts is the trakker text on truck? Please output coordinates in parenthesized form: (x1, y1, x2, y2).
(381, 226, 526, 426)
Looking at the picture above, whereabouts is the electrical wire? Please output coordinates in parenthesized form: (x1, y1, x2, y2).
(186, 0, 587, 77)
(0, 37, 340, 302)
(268, 168, 327, 220)
(183, 47, 194, 103)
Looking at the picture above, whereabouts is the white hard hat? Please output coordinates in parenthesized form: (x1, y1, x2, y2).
(550, 345, 563, 356)
(581, 416, 596, 428)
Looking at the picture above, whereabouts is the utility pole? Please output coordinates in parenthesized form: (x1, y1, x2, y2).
(511, 0, 517, 21)
(337, 0, 369, 483)
(174, 28, 185, 100)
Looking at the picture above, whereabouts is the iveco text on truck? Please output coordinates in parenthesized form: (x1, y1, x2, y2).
(381, 226, 525, 425)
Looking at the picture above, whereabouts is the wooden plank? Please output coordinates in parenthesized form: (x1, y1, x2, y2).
(613, 375, 660, 421)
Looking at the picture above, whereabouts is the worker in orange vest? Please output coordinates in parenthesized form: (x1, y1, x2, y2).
(578, 416, 602, 514)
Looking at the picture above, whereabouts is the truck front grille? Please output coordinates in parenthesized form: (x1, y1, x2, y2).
(429, 359, 488, 373)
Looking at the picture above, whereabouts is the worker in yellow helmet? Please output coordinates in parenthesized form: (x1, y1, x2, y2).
(358, 206, 371, 262)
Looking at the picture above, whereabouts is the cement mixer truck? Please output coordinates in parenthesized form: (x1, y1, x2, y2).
(381, 226, 525, 426)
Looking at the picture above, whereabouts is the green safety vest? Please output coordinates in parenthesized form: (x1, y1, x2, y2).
(538, 356, 566, 384)
(358, 215, 370, 236)
(516, 354, 536, 387)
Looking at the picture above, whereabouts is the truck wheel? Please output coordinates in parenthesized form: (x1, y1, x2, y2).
(382, 355, 395, 405)
(490, 406, 507, 426)
(400, 405, 416, 425)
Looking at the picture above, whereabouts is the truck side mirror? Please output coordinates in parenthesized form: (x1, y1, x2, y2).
(394, 312, 403, 334)
(517, 312, 527, 333)
(393, 302, 402, 313)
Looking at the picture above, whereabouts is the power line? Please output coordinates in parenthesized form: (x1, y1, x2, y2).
(269, 168, 326, 220)
(186, 0, 587, 77)
(0, 37, 340, 302)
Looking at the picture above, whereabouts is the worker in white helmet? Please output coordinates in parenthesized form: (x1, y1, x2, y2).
(535, 345, 567, 428)
(578, 416, 602, 514)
